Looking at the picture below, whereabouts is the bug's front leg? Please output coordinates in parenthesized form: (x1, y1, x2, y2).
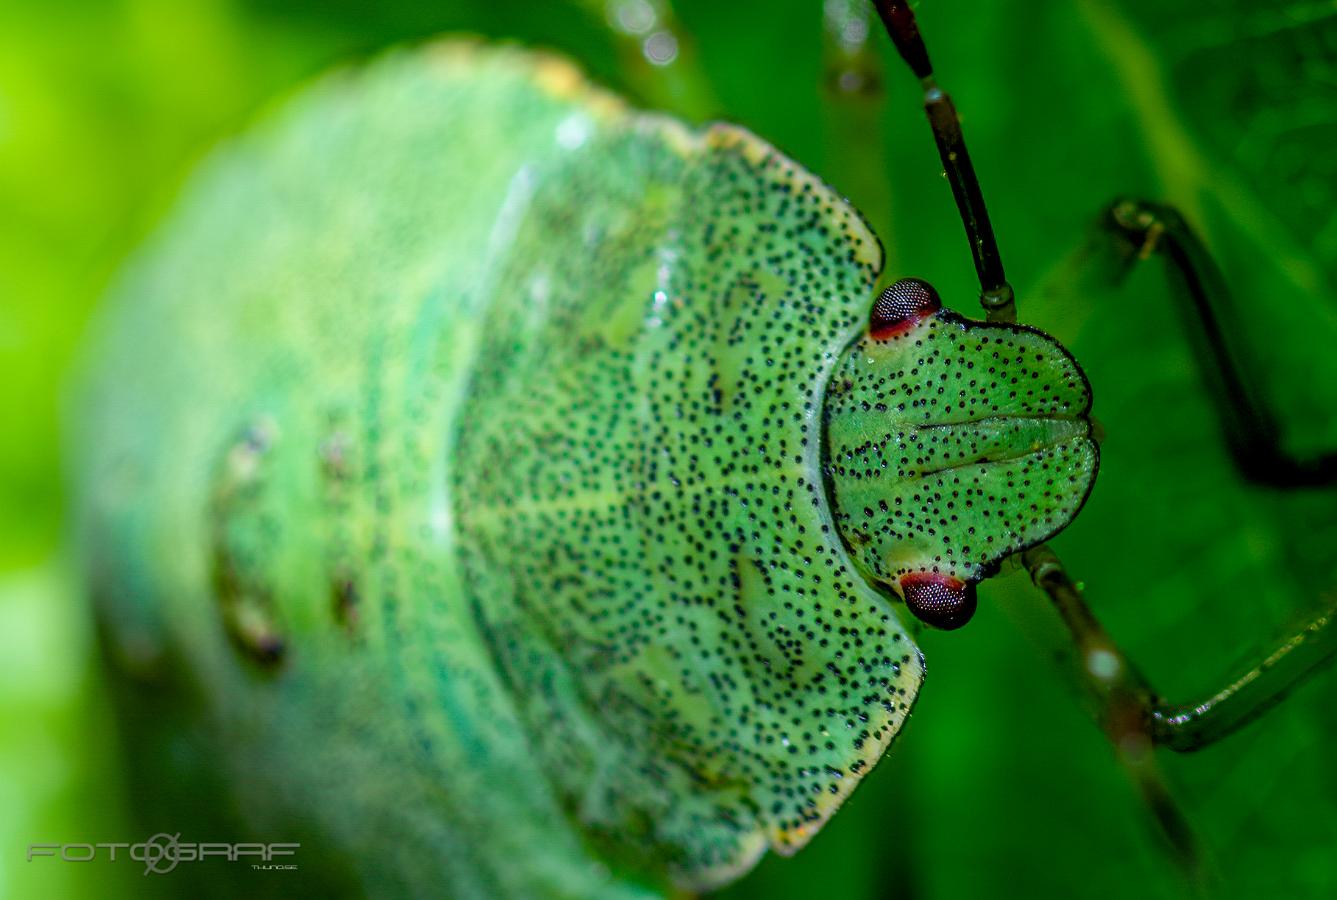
(1099, 198, 1337, 487)
(1016, 536, 1337, 868)
(1020, 543, 1337, 755)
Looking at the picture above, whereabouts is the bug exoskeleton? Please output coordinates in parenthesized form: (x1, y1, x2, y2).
(74, 36, 1101, 899)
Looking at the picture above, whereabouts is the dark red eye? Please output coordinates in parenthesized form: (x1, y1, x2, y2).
(870, 277, 942, 339)
(899, 572, 977, 630)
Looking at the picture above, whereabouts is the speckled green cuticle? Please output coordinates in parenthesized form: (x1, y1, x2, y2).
(823, 310, 1099, 607)
(73, 41, 1096, 897)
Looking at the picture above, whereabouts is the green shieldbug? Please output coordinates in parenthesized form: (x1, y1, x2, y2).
(70, 2, 1337, 896)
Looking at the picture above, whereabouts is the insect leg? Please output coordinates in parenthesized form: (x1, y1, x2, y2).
(872, 1, 1015, 322)
(1022, 542, 1337, 755)
(1017, 543, 1200, 867)
(1100, 198, 1337, 487)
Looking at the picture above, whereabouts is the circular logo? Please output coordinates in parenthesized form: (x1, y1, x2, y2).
(139, 832, 181, 875)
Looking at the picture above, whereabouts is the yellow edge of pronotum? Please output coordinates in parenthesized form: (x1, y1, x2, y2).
(702, 123, 885, 275)
(770, 652, 925, 855)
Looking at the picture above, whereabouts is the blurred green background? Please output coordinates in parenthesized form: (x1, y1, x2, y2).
(3, 0, 1336, 897)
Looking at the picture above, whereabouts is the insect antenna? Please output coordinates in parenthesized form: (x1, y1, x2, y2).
(872, 1, 1015, 323)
